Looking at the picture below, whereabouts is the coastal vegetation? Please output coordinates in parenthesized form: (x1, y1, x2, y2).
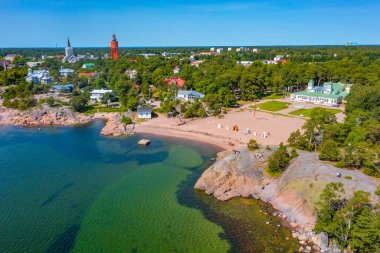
(314, 183, 380, 252)
(247, 139, 261, 151)
(267, 143, 295, 176)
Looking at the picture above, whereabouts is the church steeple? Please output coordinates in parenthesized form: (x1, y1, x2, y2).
(67, 38, 71, 48)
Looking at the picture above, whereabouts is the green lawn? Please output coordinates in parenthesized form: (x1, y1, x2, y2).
(257, 101, 290, 111)
(289, 107, 342, 117)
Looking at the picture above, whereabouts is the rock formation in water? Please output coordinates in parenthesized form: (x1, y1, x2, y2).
(99, 113, 135, 137)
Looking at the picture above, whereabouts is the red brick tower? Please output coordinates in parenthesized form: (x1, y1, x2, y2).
(110, 34, 119, 60)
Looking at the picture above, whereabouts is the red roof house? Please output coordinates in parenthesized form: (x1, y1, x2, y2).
(78, 72, 97, 78)
(165, 77, 185, 88)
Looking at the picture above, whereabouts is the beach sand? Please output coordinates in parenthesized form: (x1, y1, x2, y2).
(135, 107, 305, 150)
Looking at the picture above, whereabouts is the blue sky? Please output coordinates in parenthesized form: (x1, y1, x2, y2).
(1, 0, 379, 47)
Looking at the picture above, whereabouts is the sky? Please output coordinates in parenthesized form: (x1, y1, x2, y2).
(1, 0, 380, 47)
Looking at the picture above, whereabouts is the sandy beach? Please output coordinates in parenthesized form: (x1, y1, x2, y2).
(135, 107, 305, 150)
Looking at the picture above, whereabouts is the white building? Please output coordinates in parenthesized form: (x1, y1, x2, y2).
(59, 66, 75, 78)
(137, 106, 152, 119)
(177, 90, 205, 101)
(238, 61, 253, 67)
(126, 69, 137, 79)
(4, 54, 18, 62)
(90, 89, 115, 103)
(274, 55, 284, 62)
(227, 47, 232, 51)
(26, 68, 52, 84)
(26, 62, 42, 68)
(173, 66, 180, 74)
(140, 53, 156, 58)
(210, 47, 215, 52)
(290, 80, 352, 107)
(263, 60, 278, 65)
(62, 38, 78, 63)
(252, 48, 260, 53)
(162, 52, 181, 58)
(216, 48, 224, 54)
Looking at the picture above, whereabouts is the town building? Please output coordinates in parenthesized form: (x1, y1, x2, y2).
(173, 66, 180, 74)
(62, 38, 78, 63)
(26, 62, 42, 68)
(274, 55, 284, 62)
(237, 61, 253, 67)
(51, 84, 74, 93)
(210, 47, 215, 52)
(165, 77, 185, 88)
(227, 48, 232, 51)
(252, 48, 260, 53)
(110, 34, 119, 60)
(90, 89, 115, 103)
(137, 106, 152, 119)
(216, 48, 224, 54)
(78, 72, 97, 79)
(82, 63, 95, 69)
(59, 66, 75, 78)
(177, 90, 205, 101)
(126, 69, 137, 79)
(77, 54, 98, 61)
(0, 60, 11, 71)
(191, 60, 204, 68)
(162, 52, 181, 58)
(26, 68, 52, 84)
(141, 53, 156, 58)
(290, 80, 352, 107)
(4, 54, 19, 62)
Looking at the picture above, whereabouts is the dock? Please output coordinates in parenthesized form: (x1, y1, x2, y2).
(138, 139, 151, 146)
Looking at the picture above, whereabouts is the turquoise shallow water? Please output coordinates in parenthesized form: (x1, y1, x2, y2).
(0, 121, 297, 253)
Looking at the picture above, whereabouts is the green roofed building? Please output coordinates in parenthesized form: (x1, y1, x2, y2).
(290, 80, 352, 107)
(82, 63, 95, 69)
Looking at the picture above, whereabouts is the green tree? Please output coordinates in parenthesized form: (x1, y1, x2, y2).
(319, 140, 341, 161)
(267, 143, 291, 176)
(70, 95, 88, 112)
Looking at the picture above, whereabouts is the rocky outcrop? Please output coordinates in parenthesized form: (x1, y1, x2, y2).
(0, 105, 90, 126)
(312, 232, 329, 252)
(99, 113, 135, 136)
(0, 105, 136, 137)
(195, 147, 379, 231)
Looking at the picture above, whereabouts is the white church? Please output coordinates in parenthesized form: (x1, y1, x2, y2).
(62, 38, 78, 63)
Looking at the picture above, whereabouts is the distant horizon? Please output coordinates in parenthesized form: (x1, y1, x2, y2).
(1, 0, 379, 47)
(2, 44, 380, 50)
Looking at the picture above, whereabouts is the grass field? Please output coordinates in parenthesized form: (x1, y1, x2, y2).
(257, 101, 290, 111)
(289, 107, 342, 117)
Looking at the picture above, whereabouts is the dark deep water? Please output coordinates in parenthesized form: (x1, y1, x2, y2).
(0, 121, 297, 253)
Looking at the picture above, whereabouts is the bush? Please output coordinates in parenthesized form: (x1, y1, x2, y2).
(121, 116, 133, 125)
(247, 139, 260, 151)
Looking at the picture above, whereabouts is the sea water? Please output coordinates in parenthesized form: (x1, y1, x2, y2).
(0, 120, 296, 253)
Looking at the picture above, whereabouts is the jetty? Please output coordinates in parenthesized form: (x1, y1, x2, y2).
(138, 139, 151, 146)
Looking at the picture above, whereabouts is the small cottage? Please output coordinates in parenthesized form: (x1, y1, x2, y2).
(137, 106, 152, 119)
